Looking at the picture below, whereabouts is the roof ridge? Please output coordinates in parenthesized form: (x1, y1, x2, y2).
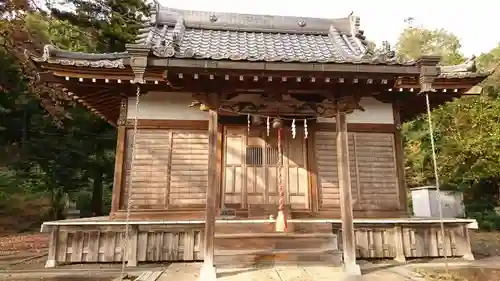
(150, 3, 356, 35)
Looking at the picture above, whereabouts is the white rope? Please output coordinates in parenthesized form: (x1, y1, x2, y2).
(218, 107, 320, 120)
(120, 85, 141, 280)
(425, 93, 449, 274)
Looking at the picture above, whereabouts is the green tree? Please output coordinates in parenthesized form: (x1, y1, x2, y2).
(44, 0, 151, 215)
(404, 95, 500, 188)
(1, 6, 119, 220)
(47, 0, 151, 214)
(49, 0, 151, 52)
(396, 27, 465, 65)
(477, 43, 500, 96)
(398, 26, 500, 229)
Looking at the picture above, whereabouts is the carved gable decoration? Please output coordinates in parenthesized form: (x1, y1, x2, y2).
(189, 93, 363, 118)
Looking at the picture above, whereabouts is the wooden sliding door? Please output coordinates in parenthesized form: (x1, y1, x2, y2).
(222, 126, 309, 210)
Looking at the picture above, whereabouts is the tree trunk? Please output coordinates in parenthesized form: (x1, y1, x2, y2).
(90, 168, 103, 216)
(51, 188, 64, 220)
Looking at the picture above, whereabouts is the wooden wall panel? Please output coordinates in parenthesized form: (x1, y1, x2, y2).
(44, 222, 473, 265)
(122, 129, 171, 209)
(169, 131, 209, 207)
(332, 223, 472, 260)
(314, 131, 399, 212)
(121, 128, 208, 210)
(50, 225, 204, 264)
(315, 131, 340, 209)
(354, 133, 399, 210)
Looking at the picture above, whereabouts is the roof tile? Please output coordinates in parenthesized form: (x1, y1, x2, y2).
(134, 5, 412, 64)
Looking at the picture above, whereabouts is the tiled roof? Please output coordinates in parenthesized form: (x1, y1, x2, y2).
(133, 5, 410, 65)
(141, 28, 355, 62)
(28, 4, 491, 82)
(438, 57, 492, 79)
(30, 45, 127, 68)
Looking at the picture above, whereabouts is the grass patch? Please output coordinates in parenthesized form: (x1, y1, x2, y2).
(415, 269, 468, 281)
(415, 267, 500, 281)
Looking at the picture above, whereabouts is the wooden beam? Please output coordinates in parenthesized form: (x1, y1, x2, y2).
(200, 94, 219, 281)
(154, 58, 422, 75)
(124, 119, 209, 129)
(396, 76, 488, 89)
(316, 122, 396, 133)
(336, 112, 361, 276)
(168, 77, 390, 94)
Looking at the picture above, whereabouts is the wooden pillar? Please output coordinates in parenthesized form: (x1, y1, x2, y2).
(460, 225, 475, 260)
(393, 102, 408, 215)
(307, 122, 319, 213)
(200, 102, 219, 281)
(110, 126, 126, 215)
(126, 225, 139, 267)
(110, 99, 128, 217)
(336, 112, 361, 276)
(393, 225, 406, 263)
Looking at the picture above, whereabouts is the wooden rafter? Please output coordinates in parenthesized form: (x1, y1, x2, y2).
(34, 61, 489, 126)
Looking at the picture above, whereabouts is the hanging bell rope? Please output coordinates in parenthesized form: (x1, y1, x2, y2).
(119, 85, 141, 281)
(275, 125, 288, 232)
(425, 93, 449, 274)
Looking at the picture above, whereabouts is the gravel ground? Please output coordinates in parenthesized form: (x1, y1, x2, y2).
(0, 233, 49, 270)
(470, 231, 500, 259)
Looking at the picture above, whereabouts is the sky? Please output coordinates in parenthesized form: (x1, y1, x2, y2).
(158, 0, 499, 57)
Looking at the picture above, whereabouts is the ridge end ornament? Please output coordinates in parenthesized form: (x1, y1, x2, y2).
(127, 45, 150, 84)
(417, 55, 441, 95)
(130, 56, 148, 84)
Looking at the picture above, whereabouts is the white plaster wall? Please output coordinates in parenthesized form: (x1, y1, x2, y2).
(127, 94, 392, 123)
(316, 97, 394, 124)
(127, 91, 209, 120)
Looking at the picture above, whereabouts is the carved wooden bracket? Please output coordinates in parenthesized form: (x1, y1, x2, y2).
(117, 98, 128, 126)
(315, 95, 364, 117)
(191, 93, 220, 111)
